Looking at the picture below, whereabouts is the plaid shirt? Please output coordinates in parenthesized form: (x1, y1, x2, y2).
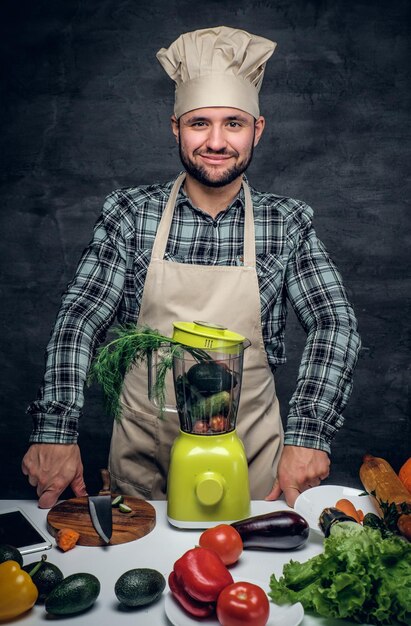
(27, 174, 361, 453)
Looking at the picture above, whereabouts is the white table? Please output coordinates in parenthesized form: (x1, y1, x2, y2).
(0, 499, 363, 625)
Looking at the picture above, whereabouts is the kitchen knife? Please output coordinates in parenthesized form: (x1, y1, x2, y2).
(88, 469, 113, 544)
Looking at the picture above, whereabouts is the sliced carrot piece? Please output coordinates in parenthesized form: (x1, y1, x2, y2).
(335, 498, 362, 523)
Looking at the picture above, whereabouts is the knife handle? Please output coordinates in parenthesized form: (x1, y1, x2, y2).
(99, 468, 111, 496)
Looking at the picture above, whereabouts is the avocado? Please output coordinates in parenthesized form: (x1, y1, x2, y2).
(115, 568, 166, 607)
(23, 559, 64, 602)
(0, 544, 23, 566)
(187, 362, 235, 395)
(45, 572, 100, 615)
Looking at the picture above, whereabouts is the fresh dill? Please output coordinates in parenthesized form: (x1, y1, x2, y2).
(88, 324, 209, 420)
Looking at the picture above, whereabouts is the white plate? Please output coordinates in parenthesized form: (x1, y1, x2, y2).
(295, 484, 378, 533)
(164, 582, 304, 626)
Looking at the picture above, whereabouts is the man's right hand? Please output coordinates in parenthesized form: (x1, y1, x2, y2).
(21, 443, 87, 509)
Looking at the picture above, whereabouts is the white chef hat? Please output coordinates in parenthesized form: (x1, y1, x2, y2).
(156, 26, 276, 119)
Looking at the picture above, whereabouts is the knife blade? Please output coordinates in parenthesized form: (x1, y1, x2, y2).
(88, 469, 112, 544)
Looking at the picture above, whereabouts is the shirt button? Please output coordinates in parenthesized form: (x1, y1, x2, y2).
(212, 221, 218, 228)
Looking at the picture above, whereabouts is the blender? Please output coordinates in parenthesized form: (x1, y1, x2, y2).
(151, 321, 251, 528)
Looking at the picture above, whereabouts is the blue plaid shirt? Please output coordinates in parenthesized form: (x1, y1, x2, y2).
(27, 174, 361, 453)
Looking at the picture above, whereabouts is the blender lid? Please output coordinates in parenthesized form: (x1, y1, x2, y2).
(172, 321, 247, 350)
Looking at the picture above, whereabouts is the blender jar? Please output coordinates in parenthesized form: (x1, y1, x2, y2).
(173, 348, 244, 435)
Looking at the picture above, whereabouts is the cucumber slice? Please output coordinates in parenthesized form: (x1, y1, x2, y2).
(119, 503, 132, 514)
(111, 495, 124, 507)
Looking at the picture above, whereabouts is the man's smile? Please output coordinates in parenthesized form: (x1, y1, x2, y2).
(196, 151, 238, 166)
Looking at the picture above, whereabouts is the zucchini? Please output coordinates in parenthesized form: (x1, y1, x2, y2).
(231, 510, 309, 550)
(191, 391, 230, 420)
(362, 512, 386, 532)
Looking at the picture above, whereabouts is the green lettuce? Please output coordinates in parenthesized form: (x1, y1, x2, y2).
(269, 525, 411, 625)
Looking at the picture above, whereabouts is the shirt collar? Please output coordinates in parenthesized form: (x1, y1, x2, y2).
(174, 172, 247, 213)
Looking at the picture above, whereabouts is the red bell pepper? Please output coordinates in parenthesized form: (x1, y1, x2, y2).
(173, 546, 233, 603)
(168, 571, 215, 618)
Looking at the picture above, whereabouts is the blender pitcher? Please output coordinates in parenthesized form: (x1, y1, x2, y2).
(152, 321, 251, 528)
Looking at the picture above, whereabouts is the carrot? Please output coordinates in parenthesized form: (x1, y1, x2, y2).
(56, 527, 80, 552)
(335, 498, 362, 523)
(356, 509, 365, 523)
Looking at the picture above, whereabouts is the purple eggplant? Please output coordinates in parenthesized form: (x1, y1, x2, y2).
(231, 510, 309, 550)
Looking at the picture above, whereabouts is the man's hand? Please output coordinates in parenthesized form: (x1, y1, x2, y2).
(265, 445, 330, 507)
(21, 443, 87, 509)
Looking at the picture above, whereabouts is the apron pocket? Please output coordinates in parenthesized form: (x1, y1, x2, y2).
(109, 403, 159, 497)
(109, 401, 181, 499)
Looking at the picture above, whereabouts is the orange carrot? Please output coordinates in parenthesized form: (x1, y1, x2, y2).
(335, 498, 362, 523)
(56, 527, 80, 552)
(356, 509, 365, 523)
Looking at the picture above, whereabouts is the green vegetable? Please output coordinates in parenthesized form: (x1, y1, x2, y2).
(114, 568, 166, 607)
(363, 512, 394, 538)
(119, 503, 132, 513)
(191, 391, 231, 420)
(45, 572, 100, 615)
(0, 544, 23, 567)
(269, 524, 411, 625)
(88, 324, 209, 420)
(23, 555, 64, 602)
(187, 362, 235, 395)
(111, 495, 124, 507)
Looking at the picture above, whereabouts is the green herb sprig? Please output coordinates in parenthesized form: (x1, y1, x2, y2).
(88, 324, 209, 420)
(361, 489, 411, 536)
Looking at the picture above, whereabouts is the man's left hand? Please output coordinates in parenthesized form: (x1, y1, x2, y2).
(265, 445, 330, 507)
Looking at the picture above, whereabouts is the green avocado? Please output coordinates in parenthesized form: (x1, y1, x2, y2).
(45, 572, 100, 615)
(115, 568, 166, 607)
(0, 544, 23, 566)
(187, 361, 235, 395)
(23, 559, 64, 602)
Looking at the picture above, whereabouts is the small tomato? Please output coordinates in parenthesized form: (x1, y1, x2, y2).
(199, 524, 243, 565)
(209, 415, 228, 432)
(216, 581, 270, 626)
(193, 420, 209, 434)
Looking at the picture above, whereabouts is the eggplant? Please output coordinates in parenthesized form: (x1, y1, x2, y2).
(319, 507, 359, 537)
(231, 510, 309, 550)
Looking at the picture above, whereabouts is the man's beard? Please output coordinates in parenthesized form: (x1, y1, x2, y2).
(178, 142, 255, 188)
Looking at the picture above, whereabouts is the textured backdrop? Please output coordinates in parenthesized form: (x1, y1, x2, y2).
(1, 0, 410, 498)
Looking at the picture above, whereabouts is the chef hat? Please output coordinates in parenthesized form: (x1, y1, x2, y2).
(156, 26, 276, 118)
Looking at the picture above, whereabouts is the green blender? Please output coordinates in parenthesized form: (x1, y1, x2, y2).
(153, 321, 251, 528)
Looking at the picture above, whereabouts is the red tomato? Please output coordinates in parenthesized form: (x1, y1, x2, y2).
(199, 524, 243, 565)
(193, 420, 209, 434)
(209, 414, 228, 432)
(216, 582, 270, 626)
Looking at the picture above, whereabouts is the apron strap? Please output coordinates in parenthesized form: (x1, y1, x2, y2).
(151, 172, 256, 267)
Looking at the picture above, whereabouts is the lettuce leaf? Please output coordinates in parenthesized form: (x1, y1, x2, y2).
(269, 525, 411, 625)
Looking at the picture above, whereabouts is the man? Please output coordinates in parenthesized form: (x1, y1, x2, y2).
(22, 26, 361, 508)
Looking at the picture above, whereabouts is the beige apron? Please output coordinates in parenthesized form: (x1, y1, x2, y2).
(109, 173, 283, 499)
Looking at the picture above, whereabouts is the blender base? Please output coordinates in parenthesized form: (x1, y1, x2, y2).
(166, 430, 251, 528)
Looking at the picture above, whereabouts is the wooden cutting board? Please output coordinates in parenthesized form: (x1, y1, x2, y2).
(47, 495, 156, 547)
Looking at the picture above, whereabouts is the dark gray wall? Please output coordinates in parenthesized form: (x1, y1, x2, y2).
(1, 0, 410, 498)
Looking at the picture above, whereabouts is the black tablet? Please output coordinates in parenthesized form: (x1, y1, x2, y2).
(0, 507, 52, 555)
